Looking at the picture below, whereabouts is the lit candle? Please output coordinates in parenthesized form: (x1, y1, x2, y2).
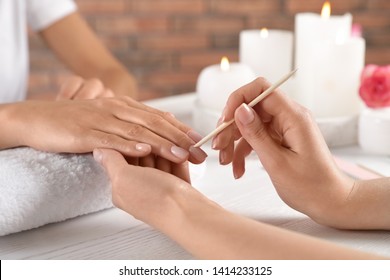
(193, 57, 256, 134)
(196, 57, 256, 111)
(239, 28, 293, 84)
(294, 1, 365, 118)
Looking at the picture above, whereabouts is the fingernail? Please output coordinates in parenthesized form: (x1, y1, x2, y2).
(171, 145, 189, 160)
(233, 169, 239, 179)
(219, 150, 226, 165)
(93, 149, 103, 163)
(189, 146, 208, 161)
(212, 137, 217, 149)
(135, 143, 151, 153)
(237, 104, 254, 125)
(187, 130, 203, 143)
(168, 112, 176, 119)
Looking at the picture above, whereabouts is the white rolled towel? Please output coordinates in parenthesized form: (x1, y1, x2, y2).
(0, 148, 112, 236)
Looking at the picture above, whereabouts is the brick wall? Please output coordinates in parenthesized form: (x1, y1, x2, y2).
(28, 0, 390, 100)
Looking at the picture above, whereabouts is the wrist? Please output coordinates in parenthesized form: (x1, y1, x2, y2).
(0, 103, 25, 149)
(307, 173, 357, 229)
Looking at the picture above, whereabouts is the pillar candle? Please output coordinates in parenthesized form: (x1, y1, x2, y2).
(196, 57, 256, 111)
(293, 2, 364, 118)
(239, 29, 293, 84)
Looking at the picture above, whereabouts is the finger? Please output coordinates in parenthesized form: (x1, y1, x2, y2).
(74, 78, 106, 100)
(57, 76, 84, 100)
(120, 96, 200, 141)
(139, 154, 156, 168)
(101, 121, 190, 163)
(156, 157, 172, 174)
(84, 130, 152, 158)
(125, 156, 139, 166)
(234, 103, 282, 168)
(172, 161, 191, 183)
(232, 139, 253, 179)
(112, 107, 207, 164)
(219, 139, 234, 165)
(93, 148, 128, 180)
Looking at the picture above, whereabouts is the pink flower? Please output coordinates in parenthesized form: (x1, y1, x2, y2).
(359, 64, 390, 108)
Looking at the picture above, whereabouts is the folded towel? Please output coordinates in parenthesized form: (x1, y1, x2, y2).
(0, 148, 112, 236)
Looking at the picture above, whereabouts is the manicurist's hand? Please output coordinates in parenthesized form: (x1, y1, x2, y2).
(0, 97, 207, 164)
(93, 148, 193, 230)
(212, 78, 359, 228)
(94, 148, 381, 260)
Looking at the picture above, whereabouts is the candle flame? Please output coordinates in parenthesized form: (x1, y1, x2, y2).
(260, 28, 269, 38)
(321, 1, 331, 18)
(220, 56, 230, 72)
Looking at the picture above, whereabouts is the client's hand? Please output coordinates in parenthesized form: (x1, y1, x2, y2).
(2, 97, 207, 164)
(212, 78, 354, 226)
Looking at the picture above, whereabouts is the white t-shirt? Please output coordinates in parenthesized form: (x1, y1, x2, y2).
(0, 0, 76, 103)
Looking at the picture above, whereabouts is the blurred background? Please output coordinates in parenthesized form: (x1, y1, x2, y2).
(28, 0, 390, 101)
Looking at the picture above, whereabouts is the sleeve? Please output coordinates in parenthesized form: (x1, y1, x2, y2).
(26, 0, 77, 31)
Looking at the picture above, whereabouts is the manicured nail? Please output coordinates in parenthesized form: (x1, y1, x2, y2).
(187, 130, 203, 143)
(219, 150, 226, 165)
(189, 146, 208, 161)
(93, 149, 103, 163)
(233, 169, 239, 179)
(237, 104, 254, 125)
(212, 137, 217, 149)
(135, 143, 151, 153)
(171, 145, 189, 160)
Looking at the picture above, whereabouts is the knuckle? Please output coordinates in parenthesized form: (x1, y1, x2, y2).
(89, 78, 104, 89)
(146, 115, 165, 127)
(254, 76, 270, 86)
(175, 133, 191, 147)
(126, 124, 143, 137)
(100, 135, 113, 146)
(161, 111, 174, 119)
(250, 123, 268, 142)
(295, 106, 314, 125)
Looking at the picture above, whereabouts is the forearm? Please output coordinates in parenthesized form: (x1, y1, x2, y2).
(97, 67, 138, 99)
(161, 187, 381, 259)
(41, 12, 138, 99)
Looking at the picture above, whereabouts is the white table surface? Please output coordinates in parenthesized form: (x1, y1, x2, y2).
(1, 93, 390, 260)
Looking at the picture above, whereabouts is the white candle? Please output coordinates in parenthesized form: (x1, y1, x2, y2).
(308, 38, 365, 118)
(193, 57, 256, 135)
(293, 1, 364, 118)
(239, 29, 293, 84)
(196, 57, 256, 111)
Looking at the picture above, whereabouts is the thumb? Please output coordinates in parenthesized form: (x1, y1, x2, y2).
(234, 104, 280, 162)
(93, 148, 128, 178)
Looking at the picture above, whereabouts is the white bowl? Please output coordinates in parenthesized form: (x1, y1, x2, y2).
(358, 108, 390, 155)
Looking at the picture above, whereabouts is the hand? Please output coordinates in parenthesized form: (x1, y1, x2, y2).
(56, 76, 115, 100)
(3, 97, 207, 164)
(212, 78, 354, 225)
(93, 148, 192, 229)
(94, 148, 380, 259)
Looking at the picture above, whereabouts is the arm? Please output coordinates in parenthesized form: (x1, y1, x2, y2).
(39, 12, 137, 98)
(95, 148, 383, 259)
(213, 77, 390, 230)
